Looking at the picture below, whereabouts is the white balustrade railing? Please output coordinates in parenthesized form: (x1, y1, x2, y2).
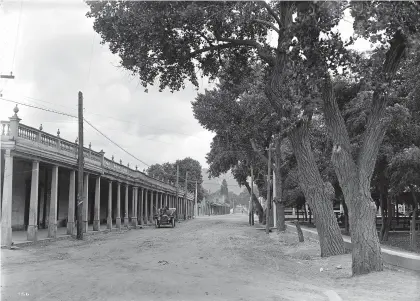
(3, 121, 190, 194)
(1, 121, 10, 136)
(18, 124, 38, 141)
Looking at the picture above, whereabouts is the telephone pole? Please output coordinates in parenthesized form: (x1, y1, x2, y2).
(266, 144, 272, 235)
(175, 164, 179, 221)
(194, 181, 198, 218)
(250, 166, 254, 226)
(184, 171, 188, 220)
(77, 92, 84, 240)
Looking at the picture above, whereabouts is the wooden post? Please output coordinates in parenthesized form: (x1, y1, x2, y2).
(77, 91, 84, 240)
(176, 165, 179, 220)
(266, 144, 272, 235)
(194, 181, 198, 218)
(250, 166, 254, 226)
(273, 170, 277, 230)
(184, 171, 188, 220)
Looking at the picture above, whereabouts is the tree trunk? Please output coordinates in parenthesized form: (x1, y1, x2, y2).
(296, 208, 299, 221)
(410, 190, 417, 251)
(323, 78, 384, 274)
(342, 200, 350, 235)
(289, 120, 345, 257)
(379, 193, 387, 241)
(303, 205, 307, 222)
(294, 221, 304, 242)
(383, 195, 392, 241)
(244, 181, 264, 223)
(308, 207, 312, 224)
(323, 31, 407, 274)
(274, 132, 286, 232)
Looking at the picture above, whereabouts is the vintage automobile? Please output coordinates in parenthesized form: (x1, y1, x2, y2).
(154, 207, 176, 228)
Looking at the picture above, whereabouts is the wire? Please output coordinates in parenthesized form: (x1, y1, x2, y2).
(0, 97, 78, 119)
(0, 96, 241, 187)
(83, 117, 151, 168)
(23, 95, 78, 112)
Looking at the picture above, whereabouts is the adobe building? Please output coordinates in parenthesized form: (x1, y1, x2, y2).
(1, 106, 195, 247)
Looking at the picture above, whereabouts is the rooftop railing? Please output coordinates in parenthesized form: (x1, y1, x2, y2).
(1, 106, 196, 199)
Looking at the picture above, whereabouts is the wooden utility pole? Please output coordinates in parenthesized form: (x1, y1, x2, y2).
(175, 164, 179, 220)
(266, 144, 272, 235)
(77, 91, 84, 240)
(273, 169, 277, 229)
(194, 181, 198, 218)
(250, 166, 254, 226)
(184, 171, 188, 220)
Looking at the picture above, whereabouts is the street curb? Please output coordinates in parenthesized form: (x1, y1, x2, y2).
(285, 222, 420, 272)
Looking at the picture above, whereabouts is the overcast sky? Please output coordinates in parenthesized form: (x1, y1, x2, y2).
(0, 1, 370, 176)
(1, 0, 217, 174)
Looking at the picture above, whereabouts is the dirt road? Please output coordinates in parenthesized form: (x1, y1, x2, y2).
(1, 214, 419, 301)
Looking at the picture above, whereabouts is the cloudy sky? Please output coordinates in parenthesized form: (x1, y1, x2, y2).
(0, 1, 369, 178)
(1, 0, 218, 175)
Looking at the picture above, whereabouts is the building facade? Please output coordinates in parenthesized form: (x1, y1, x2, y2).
(1, 106, 195, 247)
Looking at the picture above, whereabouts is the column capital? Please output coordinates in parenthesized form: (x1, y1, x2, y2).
(4, 149, 13, 156)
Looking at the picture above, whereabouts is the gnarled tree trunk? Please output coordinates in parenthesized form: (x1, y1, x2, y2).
(322, 30, 407, 275)
(323, 78, 384, 275)
(289, 119, 345, 257)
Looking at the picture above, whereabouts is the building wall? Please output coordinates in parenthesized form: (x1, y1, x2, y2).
(57, 170, 70, 226)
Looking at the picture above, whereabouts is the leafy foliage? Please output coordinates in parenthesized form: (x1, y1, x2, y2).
(146, 157, 204, 201)
(388, 147, 420, 200)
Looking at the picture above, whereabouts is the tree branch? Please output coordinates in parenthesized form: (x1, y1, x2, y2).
(258, 1, 283, 28)
(322, 77, 358, 195)
(251, 18, 280, 34)
(356, 91, 389, 191)
(213, 32, 275, 66)
(250, 139, 276, 170)
(189, 43, 237, 57)
(357, 30, 407, 190)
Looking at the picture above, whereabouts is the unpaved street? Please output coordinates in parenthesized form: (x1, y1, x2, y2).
(1, 215, 419, 301)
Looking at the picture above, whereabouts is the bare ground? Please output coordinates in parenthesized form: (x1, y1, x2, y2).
(1, 214, 419, 301)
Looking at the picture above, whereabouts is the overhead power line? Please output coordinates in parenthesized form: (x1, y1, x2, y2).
(83, 117, 151, 168)
(0, 97, 78, 118)
(0, 96, 241, 187)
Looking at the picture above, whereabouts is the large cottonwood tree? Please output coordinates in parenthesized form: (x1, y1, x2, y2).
(87, 0, 420, 274)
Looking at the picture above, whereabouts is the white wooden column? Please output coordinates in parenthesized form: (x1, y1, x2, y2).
(27, 161, 40, 241)
(132, 187, 137, 227)
(82, 173, 89, 233)
(93, 176, 101, 231)
(124, 184, 129, 227)
(139, 188, 144, 225)
(48, 165, 58, 238)
(67, 169, 76, 235)
(107, 180, 112, 230)
(144, 189, 149, 224)
(116, 182, 121, 230)
(149, 191, 154, 223)
(1, 150, 13, 246)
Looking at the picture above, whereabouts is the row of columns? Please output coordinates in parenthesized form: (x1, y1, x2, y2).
(1, 151, 195, 247)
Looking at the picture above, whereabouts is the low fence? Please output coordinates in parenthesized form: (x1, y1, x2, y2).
(285, 222, 420, 272)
